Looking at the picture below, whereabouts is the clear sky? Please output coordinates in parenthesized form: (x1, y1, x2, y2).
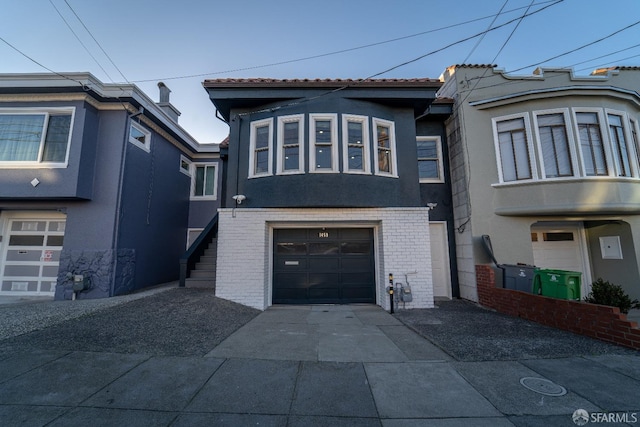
(1, 0, 639, 145)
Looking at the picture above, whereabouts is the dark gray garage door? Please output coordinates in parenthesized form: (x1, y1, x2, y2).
(273, 228, 375, 304)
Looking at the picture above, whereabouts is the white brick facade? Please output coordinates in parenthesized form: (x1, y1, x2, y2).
(215, 207, 434, 310)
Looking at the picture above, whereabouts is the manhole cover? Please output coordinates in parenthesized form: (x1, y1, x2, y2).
(519, 377, 567, 396)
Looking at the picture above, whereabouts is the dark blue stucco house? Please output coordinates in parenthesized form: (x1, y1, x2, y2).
(0, 73, 221, 300)
(203, 78, 457, 310)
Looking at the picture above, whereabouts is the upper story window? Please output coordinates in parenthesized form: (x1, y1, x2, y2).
(342, 114, 370, 174)
(191, 163, 218, 200)
(416, 136, 444, 183)
(534, 111, 574, 178)
(179, 155, 191, 176)
(249, 118, 273, 178)
(129, 121, 151, 152)
(277, 114, 304, 174)
(0, 108, 73, 167)
(607, 112, 633, 177)
(631, 118, 640, 168)
(575, 111, 608, 176)
(309, 114, 338, 173)
(493, 114, 534, 182)
(373, 117, 397, 177)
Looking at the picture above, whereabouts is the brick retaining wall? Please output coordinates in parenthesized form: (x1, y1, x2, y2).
(476, 264, 640, 350)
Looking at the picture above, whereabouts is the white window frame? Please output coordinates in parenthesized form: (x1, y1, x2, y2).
(631, 117, 640, 174)
(0, 107, 75, 168)
(372, 117, 398, 177)
(179, 155, 191, 176)
(572, 108, 613, 178)
(342, 114, 371, 174)
(309, 113, 339, 173)
(129, 120, 151, 153)
(276, 114, 305, 175)
(491, 112, 537, 183)
(248, 118, 273, 178)
(605, 108, 638, 178)
(532, 108, 578, 180)
(416, 136, 445, 183)
(190, 162, 218, 200)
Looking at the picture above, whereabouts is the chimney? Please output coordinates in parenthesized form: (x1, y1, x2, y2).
(156, 82, 181, 122)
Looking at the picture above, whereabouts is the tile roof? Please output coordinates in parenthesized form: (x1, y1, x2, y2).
(203, 77, 441, 88)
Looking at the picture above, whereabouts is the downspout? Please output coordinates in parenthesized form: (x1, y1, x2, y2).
(111, 107, 141, 296)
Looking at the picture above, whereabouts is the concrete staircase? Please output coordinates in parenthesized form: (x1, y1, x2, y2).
(185, 238, 217, 289)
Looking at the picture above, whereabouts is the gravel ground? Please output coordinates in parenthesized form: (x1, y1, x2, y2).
(0, 287, 260, 356)
(394, 299, 639, 361)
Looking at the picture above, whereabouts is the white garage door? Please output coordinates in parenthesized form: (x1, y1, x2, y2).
(531, 224, 590, 294)
(430, 222, 451, 299)
(1, 217, 66, 296)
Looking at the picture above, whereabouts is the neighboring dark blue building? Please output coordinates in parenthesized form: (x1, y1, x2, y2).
(203, 78, 457, 310)
(0, 73, 221, 299)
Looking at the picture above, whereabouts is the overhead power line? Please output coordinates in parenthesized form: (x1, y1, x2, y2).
(131, 0, 561, 83)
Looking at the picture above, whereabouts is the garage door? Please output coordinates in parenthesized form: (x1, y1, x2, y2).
(273, 228, 375, 304)
(1, 218, 66, 295)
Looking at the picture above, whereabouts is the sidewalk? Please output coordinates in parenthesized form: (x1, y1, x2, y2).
(0, 291, 638, 426)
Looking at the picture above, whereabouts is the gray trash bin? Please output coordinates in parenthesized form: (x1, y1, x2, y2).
(502, 264, 536, 293)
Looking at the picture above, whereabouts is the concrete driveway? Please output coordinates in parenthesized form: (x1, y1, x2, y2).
(0, 288, 638, 426)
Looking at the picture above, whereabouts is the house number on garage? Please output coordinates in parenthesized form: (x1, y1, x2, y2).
(318, 232, 329, 238)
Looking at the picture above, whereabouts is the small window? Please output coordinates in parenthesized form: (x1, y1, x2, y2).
(309, 114, 338, 173)
(372, 117, 397, 177)
(542, 232, 574, 242)
(249, 118, 273, 178)
(129, 121, 151, 152)
(277, 114, 304, 174)
(179, 155, 191, 176)
(417, 136, 444, 183)
(494, 115, 534, 182)
(0, 109, 73, 167)
(535, 112, 574, 178)
(575, 111, 608, 176)
(607, 113, 632, 177)
(191, 163, 218, 200)
(342, 114, 370, 174)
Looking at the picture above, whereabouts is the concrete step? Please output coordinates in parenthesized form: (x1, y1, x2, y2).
(195, 262, 216, 271)
(198, 255, 216, 264)
(185, 278, 215, 289)
(190, 269, 216, 279)
(204, 248, 216, 256)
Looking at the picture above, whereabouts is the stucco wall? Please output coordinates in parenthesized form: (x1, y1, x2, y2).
(215, 207, 433, 310)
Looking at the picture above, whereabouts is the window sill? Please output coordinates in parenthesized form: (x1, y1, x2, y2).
(0, 162, 68, 169)
(492, 175, 640, 187)
(190, 196, 217, 201)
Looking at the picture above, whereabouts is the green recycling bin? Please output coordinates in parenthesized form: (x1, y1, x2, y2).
(533, 269, 581, 300)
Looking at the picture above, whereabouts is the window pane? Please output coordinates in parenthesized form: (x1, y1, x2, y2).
(9, 235, 44, 246)
(315, 146, 332, 169)
(315, 120, 331, 143)
(417, 140, 437, 158)
(498, 131, 517, 181)
(255, 125, 270, 149)
(577, 114, 607, 176)
(377, 125, 390, 148)
(348, 146, 363, 170)
(204, 166, 215, 196)
(284, 146, 299, 170)
(255, 150, 269, 174)
(608, 114, 631, 177)
(418, 160, 439, 179)
(497, 119, 530, 181)
(347, 121, 363, 145)
(538, 114, 572, 177)
(42, 114, 71, 162)
(194, 166, 205, 196)
(309, 242, 339, 255)
(283, 122, 299, 146)
(378, 149, 391, 173)
(276, 242, 307, 254)
(341, 241, 370, 254)
(0, 114, 44, 161)
(130, 125, 146, 144)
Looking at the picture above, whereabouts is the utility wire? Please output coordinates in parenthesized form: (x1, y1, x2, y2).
(461, 0, 509, 64)
(132, 0, 560, 83)
(49, 0, 115, 82)
(63, 0, 129, 83)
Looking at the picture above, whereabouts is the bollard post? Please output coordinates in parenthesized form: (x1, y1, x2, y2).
(388, 273, 394, 314)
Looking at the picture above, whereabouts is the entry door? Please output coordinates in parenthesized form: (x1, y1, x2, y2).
(1, 218, 66, 295)
(430, 222, 451, 299)
(273, 228, 375, 304)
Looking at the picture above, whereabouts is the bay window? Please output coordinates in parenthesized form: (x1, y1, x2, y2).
(494, 115, 534, 182)
(342, 114, 370, 174)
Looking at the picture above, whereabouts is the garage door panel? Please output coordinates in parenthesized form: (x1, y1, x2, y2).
(6, 250, 42, 262)
(273, 228, 375, 304)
